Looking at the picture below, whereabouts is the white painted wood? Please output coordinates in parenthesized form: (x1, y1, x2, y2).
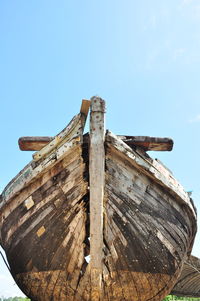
(89, 96, 106, 300)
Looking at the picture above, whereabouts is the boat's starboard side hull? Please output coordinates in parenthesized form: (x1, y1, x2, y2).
(1, 139, 90, 300)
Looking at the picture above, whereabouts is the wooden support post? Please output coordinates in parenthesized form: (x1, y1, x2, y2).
(89, 96, 106, 301)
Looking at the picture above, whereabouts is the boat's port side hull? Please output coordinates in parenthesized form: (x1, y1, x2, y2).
(102, 133, 197, 300)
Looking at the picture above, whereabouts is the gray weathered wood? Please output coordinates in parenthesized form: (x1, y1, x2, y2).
(89, 96, 105, 301)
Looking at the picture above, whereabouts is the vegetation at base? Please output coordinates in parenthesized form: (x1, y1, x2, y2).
(0, 297, 31, 301)
(2, 294, 200, 301)
(163, 296, 200, 300)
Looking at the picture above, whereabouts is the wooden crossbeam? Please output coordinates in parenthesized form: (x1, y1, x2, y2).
(19, 135, 173, 152)
(18, 136, 53, 151)
(118, 135, 173, 151)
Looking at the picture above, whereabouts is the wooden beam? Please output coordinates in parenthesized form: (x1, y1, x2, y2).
(117, 135, 173, 151)
(18, 135, 173, 152)
(80, 99, 91, 116)
(89, 96, 105, 301)
(18, 137, 53, 151)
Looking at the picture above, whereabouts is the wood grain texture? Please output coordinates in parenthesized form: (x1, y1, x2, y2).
(80, 99, 91, 116)
(171, 255, 200, 298)
(102, 134, 196, 300)
(89, 96, 105, 301)
(118, 135, 173, 151)
(1, 141, 90, 300)
(18, 135, 173, 152)
(19, 137, 53, 151)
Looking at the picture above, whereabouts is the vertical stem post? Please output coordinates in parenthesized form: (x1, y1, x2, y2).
(89, 96, 106, 300)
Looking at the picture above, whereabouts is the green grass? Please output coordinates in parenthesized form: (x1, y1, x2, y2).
(163, 296, 200, 301)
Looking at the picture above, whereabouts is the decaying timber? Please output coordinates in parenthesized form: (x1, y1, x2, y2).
(18, 136, 173, 152)
(0, 97, 197, 301)
(171, 255, 200, 298)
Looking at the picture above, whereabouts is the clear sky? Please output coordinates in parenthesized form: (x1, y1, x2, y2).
(0, 0, 200, 297)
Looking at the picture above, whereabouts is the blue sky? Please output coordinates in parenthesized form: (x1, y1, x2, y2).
(1, 0, 200, 297)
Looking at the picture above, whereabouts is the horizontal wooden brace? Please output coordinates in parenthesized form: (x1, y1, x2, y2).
(18, 137, 53, 151)
(19, 135, 173, 152)
(118, 135, 174, 151)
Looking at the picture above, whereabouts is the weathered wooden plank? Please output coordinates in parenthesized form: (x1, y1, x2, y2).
(118, 135, 173, 151)
(107, 137, 196, 261)
(80, 99, 91, 116)
(106, 131, 197, 218)
(1, 136, 81, 207)
(18, 134, 174, 152)
(3, 160, 87, 245)
(19, 136, 53, 151)
(32, 113, 83, 161)
(105, 152, 191, 256)
(89, 96, 105, 301)
(18, 99, 90, 152)
(2, 143, 89, 299)
(103, 137, 196, 300)
(0, 148, 82, 230)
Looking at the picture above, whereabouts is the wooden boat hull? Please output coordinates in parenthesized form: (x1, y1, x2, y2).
(171, 255, 200, 298)
(102, 132, 196, 301)
(0, 98, 197, 301)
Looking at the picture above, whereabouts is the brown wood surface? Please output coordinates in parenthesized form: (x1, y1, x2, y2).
(18, 135, 173, 151)
(18, 136, 53, 151)
(102, 134, 196, 300)
(171, 255, 200, 298)
(118, 135, 173, 151)
(1, 140, 90, 301)
(80, 99, 91, 116)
